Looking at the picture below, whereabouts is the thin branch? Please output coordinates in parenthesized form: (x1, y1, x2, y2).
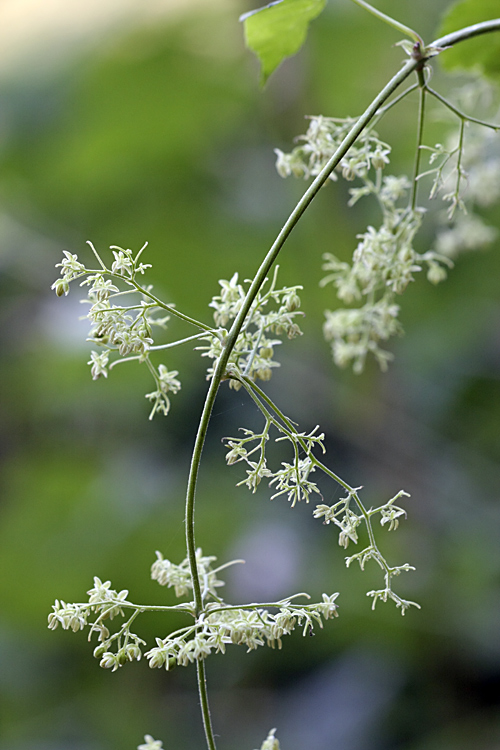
(426, 85, 500, 130)
(349, 0, 422, 44)
(410, 84, 427, 210)
(431, 19, 500, 50)
(197, 660, 217, 750)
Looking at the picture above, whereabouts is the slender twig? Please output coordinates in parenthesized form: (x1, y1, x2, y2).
(410, 84, 427, 210)
(349, 0, 422, 44)
(148, 331, 218, 351)
(426, 85, 500, 130)
(197, 659, 217, 750)
(431, 19, 500, 49)
(449, 118, 466, 219)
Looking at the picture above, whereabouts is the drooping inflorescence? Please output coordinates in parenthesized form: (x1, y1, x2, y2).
(275, 78, 500, 372)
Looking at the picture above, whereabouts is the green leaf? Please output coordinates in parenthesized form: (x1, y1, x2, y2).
(437, 0, 500, 81)
(240, 0, 327, 85)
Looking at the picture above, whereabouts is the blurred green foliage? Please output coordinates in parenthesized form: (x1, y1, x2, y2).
(439, 0, 500, 81)
(0, 1, 499, 749)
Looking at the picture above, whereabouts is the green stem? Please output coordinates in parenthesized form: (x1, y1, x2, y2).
(431, 19, 500, 49)
(203, 594, 312, 614)
(449, 118, 466, 218)
(349, 0, 422, 44)
(426, 85, 500, 130)
(410, 83, 427, 210)
(197, 659, 217, 750)
(149, 331, 218, 351)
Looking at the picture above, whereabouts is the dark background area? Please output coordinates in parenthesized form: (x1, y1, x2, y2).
(0, 1, 499, 749)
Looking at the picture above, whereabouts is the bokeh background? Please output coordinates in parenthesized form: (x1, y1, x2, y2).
(1, 1, 500, 748)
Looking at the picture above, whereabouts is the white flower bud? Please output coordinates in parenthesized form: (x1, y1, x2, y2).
(52, 278, 70, 297)
(100, 652, 119, 670)
(426, 262, 448, 285)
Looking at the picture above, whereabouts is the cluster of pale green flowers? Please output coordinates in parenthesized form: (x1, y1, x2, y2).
(151, 547, 229, 600)
(224, 422, 325, 506)
(275, 80, 500, 372)
(314, 488, 418, 613)
(198, 268, 303, 388)
(51, 243, 306, 414)
(147, 593, 338, 668)
(424, 86, 500, 259)
(48, 577, 146, 672)
(48, 547, 339, 672)
(223, 376, 418, 614)
(276, 115, 452, 371)
(51, 241, 183, 418)
(275, 115, 391, 182)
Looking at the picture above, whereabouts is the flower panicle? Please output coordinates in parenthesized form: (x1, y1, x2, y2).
(51, 242, 183, 418)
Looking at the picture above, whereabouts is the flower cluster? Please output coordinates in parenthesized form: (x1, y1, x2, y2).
(322, 296, 402, 373)
(434, 213, 498, 259)
(223, 375, 418, 615)
(276, 117, 449, 371)
(224, 422, 325, 506)
(144, 364, 181, 419)
(147, 547, 338, 664)
(51, 251, 86, 297)
(151, 548, 226, 600)
(275, 115, 390, 182)
(146, 594, 339, 669)
(51, 241, 187, 419)
(48, 551, 339, 676)
(198, 269, 303, 388)
(276, 82, 500, 372)
(314, 489, 419, 614)
(48, 577, 146, 671)
(48, 577, 130, 633)
(423, 91, 500, 258)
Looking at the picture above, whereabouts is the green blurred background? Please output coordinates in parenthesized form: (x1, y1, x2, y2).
(1, 1, 499, 748)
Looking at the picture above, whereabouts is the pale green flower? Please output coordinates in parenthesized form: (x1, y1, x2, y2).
(138, 735, 163, 750)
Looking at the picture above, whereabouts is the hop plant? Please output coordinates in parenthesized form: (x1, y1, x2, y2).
(46, 7, 500, 750)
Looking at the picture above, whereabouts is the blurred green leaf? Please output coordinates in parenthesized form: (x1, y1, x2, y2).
(438, 0, 500, 81)
(241, 0, 326, 84)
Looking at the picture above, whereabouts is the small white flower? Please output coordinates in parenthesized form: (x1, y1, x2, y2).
(110, 248, 134, 276)
(137, 734, 163, 750)
(51, 278, 70, 297)
(138, 735, 164, 750)
(87, 350, 109, 380)
(99, 652, 120, 671)
(55, 251, 86, 280)
(257, 728, 281, 750)
(157, 365, 181, 394)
